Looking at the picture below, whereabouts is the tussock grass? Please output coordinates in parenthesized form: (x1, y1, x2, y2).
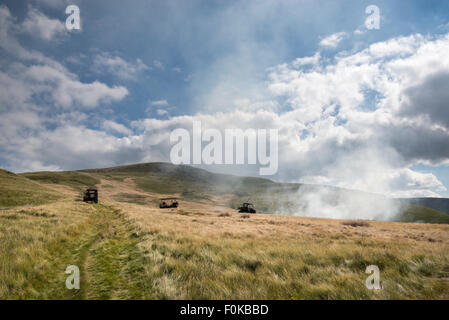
(113, 193, 149, 205)
(21, 171, 100, 192)
(0, 200, 154, 299)
(82, 163, 449, 224)
(1, 165, 449, 299)
(0, 170, 61, 207)
(130, 226, 448, 299)
(111, 199, 449, 300)
(0, 200, 91, 298)
(395, 204, 449, 224)
(342, 220, 370, 227)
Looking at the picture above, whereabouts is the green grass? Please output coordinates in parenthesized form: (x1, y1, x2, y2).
(0, 169, 61, 208)
(13, 163, 449, 224)
(80, 162, 449, 224)
(396, 204, 449, 224)
(21, 171, 100, 192)
(1, 163, 448, 299)
(0, 201, 154, 299)
(130, 228, 449, 299)
(113, 193, 150, 205)
(80, 204, 154, 299)
(1, 198, 448, 299)
(82, 162, 275, 198)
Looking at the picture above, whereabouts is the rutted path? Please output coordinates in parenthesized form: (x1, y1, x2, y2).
(70, 203, 153, 299)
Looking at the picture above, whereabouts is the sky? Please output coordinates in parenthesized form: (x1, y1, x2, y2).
(1, 0, 449, 198)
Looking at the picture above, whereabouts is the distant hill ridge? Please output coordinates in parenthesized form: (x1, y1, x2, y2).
(4, 162, 448, 224)
(397, 198, 449, 215)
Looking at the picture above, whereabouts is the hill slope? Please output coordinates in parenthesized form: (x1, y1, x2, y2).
(0, 169, 61, 207)
(398, 198, 449, 215)
(18, 162, 449, 224)
(1, 162, 448, 299)
(82, 162, 449, 224)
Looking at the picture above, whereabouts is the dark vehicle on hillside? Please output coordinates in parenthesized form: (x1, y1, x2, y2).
(160, 198, 179, 208)
(83, 188, 98, 203)
(238, 202, 256, 214)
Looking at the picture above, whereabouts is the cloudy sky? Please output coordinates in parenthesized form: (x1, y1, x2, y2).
(1, 0, 449, 198)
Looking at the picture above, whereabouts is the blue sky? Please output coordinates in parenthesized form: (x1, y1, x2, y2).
(1, 0, 449, 198)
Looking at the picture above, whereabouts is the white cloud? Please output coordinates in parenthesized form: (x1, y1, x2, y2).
(102, 120, 133, 136)
(292, 52, 320, 68)
(0, 5, 128, 111)
(156, 109, 169, 116)
(266, 32, 449, 197)
(1, 3, 449, 203)
(319, 32, 347, 48)
(145, 100, 170, 117)
(25, 64, 128, 108)
(0, 5, 131, 171)
(153, 59, 164, 70)
(93, 53, 150, 80)
(150, 100, 169, 107)
(354, 28, 366, 35)
(21, 7, 66, 41)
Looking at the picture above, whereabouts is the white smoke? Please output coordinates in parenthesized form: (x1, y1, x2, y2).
(286, 187, 401, 221)
(275, 147, 403, 221)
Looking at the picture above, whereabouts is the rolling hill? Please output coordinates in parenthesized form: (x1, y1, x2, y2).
(397, 198, 449, 215)
(0, 169, 61, 207)
(21, 162, 449, 224)
(1, 162, 448, 299)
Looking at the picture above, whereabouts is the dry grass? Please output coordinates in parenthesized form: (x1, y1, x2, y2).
(0, 197, 92, 298)
(1, 172, 448, 299)
(0, 170, 61, 208)
(94, 178, 449, 299)
(342, 220, 371, 227)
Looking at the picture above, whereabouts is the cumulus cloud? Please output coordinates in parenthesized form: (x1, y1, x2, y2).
(319, 32, 347, 48)
(4, 125, 146, 172)
(156, 109, 169, 117)
(25, 64, 128, 108)
(0, 5, 130, 170)
(21, 6, 66, 40)
(1, 3, 449, 205)
(292, 52, 321, 68)
(153, 59, 164, 70)
(0, 6, 128, 110)
(266, 32, 449, 197)
(93, 53, 150, 80)
(145, 100, 171, 118)
(102, 120, 133, 136)
(150, 100, 169, 107)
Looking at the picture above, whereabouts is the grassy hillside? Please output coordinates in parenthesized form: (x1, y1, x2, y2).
(398, 198, 449, 215)
(81, 163, 449, 224)
(1, 163, 448, 299)
(0, 169, 61, 207)
(0, 201, 152, 299)
(395, 204, 449, 224)
(22, 171, 100, 192)
(82, 162, 274, 197)
(11, 162, 449, 224)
